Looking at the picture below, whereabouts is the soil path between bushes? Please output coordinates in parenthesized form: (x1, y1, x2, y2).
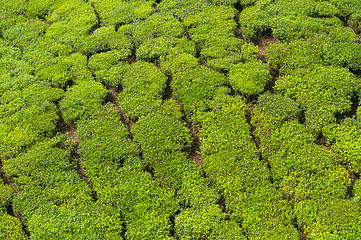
(57, 114, 97, 201)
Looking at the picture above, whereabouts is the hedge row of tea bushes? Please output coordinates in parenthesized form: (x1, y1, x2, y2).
(251, 94, 361, 239)
(198, 95, 299, 239)
(117, 62, 167, 120)
(240, 0, 361, 78)
(325, 119, 361, 173)
(0, 25, 59, 237)
(165, 57, 297, 238)
(160, 4, 299, 238)
(158, 0, 260, 72)
(276, 65, 359, 132)
(77, 105, 179, 239)
(267, 38, 361, 133)
(132, 101, 246, 239)
(3, 138, 127, 239)
(163, 1, 361, 239)
(0, 40, 63, 158)
(182, 5, 241, 70)
(102, 2, 269, 238)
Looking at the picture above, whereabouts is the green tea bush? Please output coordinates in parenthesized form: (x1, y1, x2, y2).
(4, 140, 91, 202)
(2, 18, 47, 49)
(26, 0, 57, 18)
(133, 113, 191, 161)
(77, 104, 139, 181)
(133, 112, 192, 189)
(59, 81, 107, 123)
(0, 183, 12, 210)
(207, 0, 240, 6)
(271, 16, 342, 41)
(77, 105, 178, 239)
(183, 5, 243, 67)
(157, 0, 206, 20)
(80, 25, 133, 56)
(35, 52, 92, 87)
(171, 65, 229, 117)
(2, 138, 96, 234)
(0, 212, 27, 240)
(117, 164, 178, 240)
(131, 12, 195, 62)
(319, 28, 361, 71)
(239, 0, 342, 41)
(94, 0, 154, 26)
(257, 93, 301, 120)
(175, 205, 246, 239)
(324, 120, 361, 173)
(241, 186, 299, 239)
(160, 52, 198, 76)
(0, 0, 27, 15)
(295, 199, 361, 239)
(354, 179, 361, 204)
(28, 201, 124, 239)
(137, 37, 196, 62)
(132, 104, 244, 238)
(330, 0, 361, 28)
(264, 122, 341, 181)
(132, 12, 184, 46)
(251, 104, 360, 239)
(267, 39, 323, 75)
(88, 50, 128, 86)
(276, 66, 360, 131)
(207, 43, 259, 72)
(268, 28, 361, 73)
(228, 60, 271, 96)
(117, 61, 167, 119)
(44, 0, 97, 52)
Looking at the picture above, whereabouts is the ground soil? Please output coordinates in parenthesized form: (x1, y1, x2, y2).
(189, 125, 204, 168)
(106, 87, 134, 132)
(256, 31, 279, 62)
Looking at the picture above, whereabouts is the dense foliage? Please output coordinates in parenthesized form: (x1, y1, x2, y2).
(0, 0, 360, 239)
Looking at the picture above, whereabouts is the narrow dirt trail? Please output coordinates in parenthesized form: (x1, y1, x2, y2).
(162, 76, 173, 101)
(342, 95, 359, 120)
(57, 114, 98, 201)
(89, 2, 101, 34)
(69, 140, 98, 201)
(255, 31, 279, 62)
(189, 125, 204, 168)
(178, 104, 204, 168)
(245, 107, 274, 182)
(264, 67, 278, 94)
(256, 31, 279, 94)
(314, 132, 360, 200)
(105, 87, 134, 135)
